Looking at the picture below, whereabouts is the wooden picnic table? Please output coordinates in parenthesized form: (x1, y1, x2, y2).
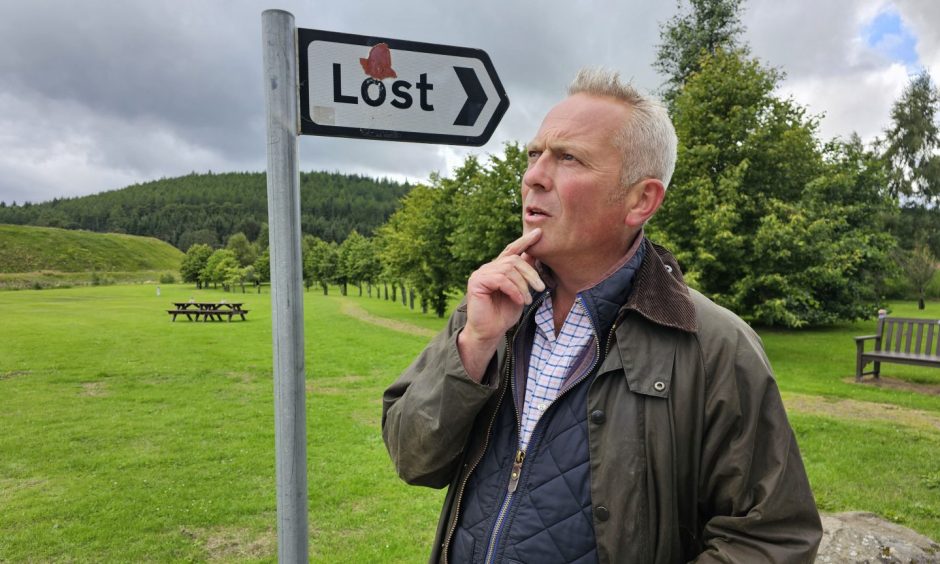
(167, 301, 249, 322)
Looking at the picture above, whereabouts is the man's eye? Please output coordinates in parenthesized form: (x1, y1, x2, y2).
(527, 151, 541, 159)
(561, 153, 576, 161)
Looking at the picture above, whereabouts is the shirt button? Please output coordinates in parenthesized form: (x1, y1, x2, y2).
(664, 264, 673, 273)
(590, 410, 606, 424)
(595, 506, 610, 522)
(653, 381, 666, 392)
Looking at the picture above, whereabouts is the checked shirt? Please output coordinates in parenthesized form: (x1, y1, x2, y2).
(519, 294, 595, 452)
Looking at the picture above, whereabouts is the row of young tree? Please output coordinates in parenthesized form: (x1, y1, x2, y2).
(175, 145, 524, 315)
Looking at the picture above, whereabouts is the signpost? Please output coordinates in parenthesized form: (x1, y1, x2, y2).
(262, 10, 508, 562)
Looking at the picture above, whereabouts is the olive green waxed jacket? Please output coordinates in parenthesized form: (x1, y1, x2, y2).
(382, 240, 822, 563)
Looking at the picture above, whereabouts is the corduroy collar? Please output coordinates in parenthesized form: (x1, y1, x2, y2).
(622, 239, 697, 333)
(526, 235, 697, 336)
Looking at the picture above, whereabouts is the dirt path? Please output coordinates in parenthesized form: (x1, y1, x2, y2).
(783, 392, 940, 433)
(339, 299, 438, 339)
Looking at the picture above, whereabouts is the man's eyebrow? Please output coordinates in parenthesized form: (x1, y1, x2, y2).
(526, 140, 543, 152)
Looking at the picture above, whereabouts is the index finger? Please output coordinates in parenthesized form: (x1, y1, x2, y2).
(498, 228, 542, 259)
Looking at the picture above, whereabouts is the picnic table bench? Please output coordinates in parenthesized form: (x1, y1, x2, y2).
(167, 302, 249, 322)
(854, 312, 940, 380)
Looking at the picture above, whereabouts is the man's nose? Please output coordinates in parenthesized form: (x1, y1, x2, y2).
(523, 153, 553, 192)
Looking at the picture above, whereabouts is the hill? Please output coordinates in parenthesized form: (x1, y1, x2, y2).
(0, 224, 183, 273)
(0, 171, 412, 249)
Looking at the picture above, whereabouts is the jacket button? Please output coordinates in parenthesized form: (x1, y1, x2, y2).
(653, 381, 666, 392)
(595, 506, 610, 522)
(589, 410, 606, 424)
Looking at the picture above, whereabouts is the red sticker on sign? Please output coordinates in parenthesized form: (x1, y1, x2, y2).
(359, 43, 398, 80)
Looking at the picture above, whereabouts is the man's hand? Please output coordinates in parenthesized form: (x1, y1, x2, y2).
(458, 229, 545, 382)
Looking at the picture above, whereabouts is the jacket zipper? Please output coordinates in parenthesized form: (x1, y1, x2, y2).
(481, 298, 609, 564)
(481, 449, 525, 564)
(441, 295, 546, 564)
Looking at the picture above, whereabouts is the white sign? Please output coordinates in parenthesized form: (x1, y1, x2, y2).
(298, 28, 509, 146)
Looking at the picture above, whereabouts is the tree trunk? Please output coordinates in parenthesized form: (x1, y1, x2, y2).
(384, 283, 389, 300)
(321, 282, 329, 296)
(409, 288, 415, 310)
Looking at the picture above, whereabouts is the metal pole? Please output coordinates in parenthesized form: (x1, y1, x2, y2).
(262, 10, 308, 563)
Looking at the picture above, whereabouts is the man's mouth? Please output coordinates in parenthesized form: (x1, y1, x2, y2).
(525, 206, 550, 218)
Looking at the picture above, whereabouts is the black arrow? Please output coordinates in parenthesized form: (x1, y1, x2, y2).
(453, 66, 488, 127)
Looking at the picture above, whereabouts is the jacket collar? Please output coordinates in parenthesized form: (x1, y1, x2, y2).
(623, 239, 697, 333)
(519, 238, 697, 336)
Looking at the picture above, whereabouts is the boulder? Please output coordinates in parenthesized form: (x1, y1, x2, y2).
(817, 512, 940, 563)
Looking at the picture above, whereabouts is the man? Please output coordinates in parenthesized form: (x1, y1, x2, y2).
(383, 68, 822, 563)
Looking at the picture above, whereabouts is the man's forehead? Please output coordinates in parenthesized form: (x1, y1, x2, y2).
(527, 94, 628, 146)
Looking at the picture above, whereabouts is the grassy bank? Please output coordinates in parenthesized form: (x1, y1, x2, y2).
(0, 223, 183, 274)
(0, 285, 937, 561)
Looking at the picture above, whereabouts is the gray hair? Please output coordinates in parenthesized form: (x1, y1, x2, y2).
(568, 67, 677, 190)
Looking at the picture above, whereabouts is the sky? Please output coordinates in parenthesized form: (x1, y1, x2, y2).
(0, 0, 937, 206)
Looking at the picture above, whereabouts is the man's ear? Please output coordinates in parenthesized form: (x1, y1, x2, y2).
(624, 179, 666, 227)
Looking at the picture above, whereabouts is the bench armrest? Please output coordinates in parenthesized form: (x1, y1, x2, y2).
(853, 335, 878, 342)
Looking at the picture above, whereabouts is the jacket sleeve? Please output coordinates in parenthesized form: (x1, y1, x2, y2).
(693, 324, 822, 563)
(381, 307, 503, 489)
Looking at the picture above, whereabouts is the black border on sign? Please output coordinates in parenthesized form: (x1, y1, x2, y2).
(297, 27, 509, 147)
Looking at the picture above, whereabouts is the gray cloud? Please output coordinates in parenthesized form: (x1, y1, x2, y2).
(0, 0, 936, 204)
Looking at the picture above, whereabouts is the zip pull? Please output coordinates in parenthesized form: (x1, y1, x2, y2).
(508, 450, 526, 493)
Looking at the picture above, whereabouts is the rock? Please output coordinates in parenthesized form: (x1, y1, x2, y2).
(817, 512, 940, 563)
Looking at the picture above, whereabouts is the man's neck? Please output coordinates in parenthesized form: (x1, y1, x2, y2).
(545, 231, 644, 335)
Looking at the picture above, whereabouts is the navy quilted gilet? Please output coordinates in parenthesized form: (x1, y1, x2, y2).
(449, 370, 599, 564)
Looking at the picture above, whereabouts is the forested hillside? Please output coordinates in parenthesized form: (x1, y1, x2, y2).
(0, 224, 183, 273)
(0, 171, 411, 250)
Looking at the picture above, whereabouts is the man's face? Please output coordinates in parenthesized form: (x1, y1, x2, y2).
(522, 93, 633, 270)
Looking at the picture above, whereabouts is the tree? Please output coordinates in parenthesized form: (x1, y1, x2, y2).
(340, 231, 381, 297)
(226, 232, 258, 267)
(649, 48, 896, 326)
(180, 243, 213, 288)
(337, 231, 368, 296)
(881, 70, 940, 207)
(303, 236, 339, 295)
(377, 181, 456, 317)
(900, 244, 938, 310)
(655, 0, 746, 105)
(203, 249, 240, 291)
(449, 144, 526, 282)
(253, 248, 270, 291)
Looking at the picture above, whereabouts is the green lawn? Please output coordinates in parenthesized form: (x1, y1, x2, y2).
(0, 285, 937, 561)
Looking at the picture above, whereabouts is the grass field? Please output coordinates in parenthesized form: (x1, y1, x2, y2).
(0, 284, 938, 562)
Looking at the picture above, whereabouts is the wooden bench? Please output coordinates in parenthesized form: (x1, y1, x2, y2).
(200, 308, 249, 321)
(167, 309, 199, 321)
(855, 314, 940, 380)
(167, 308, 249, 322)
